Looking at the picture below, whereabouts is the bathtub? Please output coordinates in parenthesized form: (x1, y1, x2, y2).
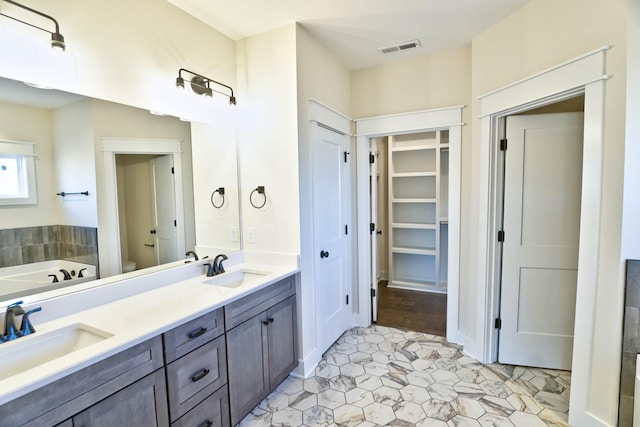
(0, 260, 97, 302)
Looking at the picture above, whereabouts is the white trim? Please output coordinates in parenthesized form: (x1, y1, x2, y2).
(474, 48, 608, 426)
(99, 138, 185, 277)
(354, 107, 463, 344)
(310, 99, 352, 135)
(357, 106, 464, 137)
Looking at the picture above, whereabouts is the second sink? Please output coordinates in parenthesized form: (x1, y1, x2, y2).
(202, 269, 269, 288)
(0, 323, 113, 381)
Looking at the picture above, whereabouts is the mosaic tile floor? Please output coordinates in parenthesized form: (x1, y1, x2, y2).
(239, 325, 571, 427)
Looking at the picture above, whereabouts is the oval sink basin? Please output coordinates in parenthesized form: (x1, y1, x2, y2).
(0, 323, 113, 381)
(202, 269, 269, 288)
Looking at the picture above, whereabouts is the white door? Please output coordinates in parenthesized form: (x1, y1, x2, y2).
(150, 155, 178, 265)
(313, 124, 351, 354)
(369, 139, 379, 322)
(499, 112, 583, 370)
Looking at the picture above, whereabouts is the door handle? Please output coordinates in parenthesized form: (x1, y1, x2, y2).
(320, 250, 329, 258)
(150, 229, 156, 234)
(144, 243, 155, 247)
(376, 230, 382, 235)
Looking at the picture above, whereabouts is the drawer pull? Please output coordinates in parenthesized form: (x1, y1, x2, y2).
(197, 420, 213, 427)
(187, 327, 208, 339)
(191, 368, 210, 382)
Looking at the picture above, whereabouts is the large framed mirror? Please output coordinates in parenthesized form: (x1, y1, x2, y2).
(0, 76, 241, 304)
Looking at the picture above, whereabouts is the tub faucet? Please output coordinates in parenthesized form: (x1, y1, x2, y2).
(60, 269, 72, 280)
(2, 301, 25, 342)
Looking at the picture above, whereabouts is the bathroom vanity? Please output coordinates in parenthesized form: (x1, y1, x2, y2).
(0, 257, 298, 427)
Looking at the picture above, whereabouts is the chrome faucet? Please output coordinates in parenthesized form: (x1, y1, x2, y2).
(205, 254, 228, 277)
(2, 301, 25, 342)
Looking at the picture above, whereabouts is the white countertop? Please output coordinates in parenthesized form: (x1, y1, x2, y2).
(0, 256, 298, 406)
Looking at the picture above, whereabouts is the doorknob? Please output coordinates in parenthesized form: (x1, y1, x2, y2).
(150, 229, 156, 234)
(320, 250, 329, 259)
(376, 230, 382, 235)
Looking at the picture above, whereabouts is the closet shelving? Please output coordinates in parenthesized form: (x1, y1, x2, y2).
(388, 130, 449, 293)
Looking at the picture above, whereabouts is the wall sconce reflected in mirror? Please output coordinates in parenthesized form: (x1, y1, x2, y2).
(176, 68, 236, 106)
(0, 0, 66, 50)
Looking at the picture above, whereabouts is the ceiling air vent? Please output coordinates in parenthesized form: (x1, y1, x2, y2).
(378, 39, 421, 55)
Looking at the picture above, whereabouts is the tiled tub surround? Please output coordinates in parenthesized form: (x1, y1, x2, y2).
(241, 326, 570, 427)
(619, 260, 640, 426)
(0, 225, 99, 274)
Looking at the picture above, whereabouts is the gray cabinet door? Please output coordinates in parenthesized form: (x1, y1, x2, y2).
(267, 296, 297, 389)
(73, 369, 169, 427)
(227, 313, 269, 426)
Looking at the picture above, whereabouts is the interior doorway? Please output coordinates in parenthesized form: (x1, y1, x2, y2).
(368, 133, 449, 337)
(115, 154, 179, 273)
(496, 97, 585, 371)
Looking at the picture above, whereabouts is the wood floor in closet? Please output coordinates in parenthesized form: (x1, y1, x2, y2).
(375, 280, 447, 337)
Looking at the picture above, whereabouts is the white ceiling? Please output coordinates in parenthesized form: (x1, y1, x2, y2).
(166, 0, 531, 70)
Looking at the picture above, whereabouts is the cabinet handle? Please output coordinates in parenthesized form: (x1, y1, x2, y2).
(268, 317, 274, 324)
(197, 420, 213, 427)
(187, 327, 208, 339)
(262, 320, 269, 326)
(190, 368, 210, 382)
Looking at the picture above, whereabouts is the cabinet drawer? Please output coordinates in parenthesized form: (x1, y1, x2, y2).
(0, 336, 164, 427)
(225, 275, 295, 330)
(164, 308, 224, 362)
(166, 334, 227, 421)
(172, 385, 230, 427)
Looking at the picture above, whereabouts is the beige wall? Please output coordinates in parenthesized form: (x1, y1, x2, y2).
(471, 0, 627, 423)
(622, 0, 640, 258)
(0, 102, 57, 228)
(236, 25, 300, 253)
(52, 99, 96, 228)
(351, 46, 471, 118)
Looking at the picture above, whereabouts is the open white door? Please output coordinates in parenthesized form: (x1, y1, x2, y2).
(150, 155, 178, 265)
(313, 124, 351, 354)
(499, 112, 583, 370)
(369, 139, 379, 322)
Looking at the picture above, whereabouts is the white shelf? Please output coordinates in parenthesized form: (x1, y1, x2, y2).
(391, 172, 437, 178)
(391, 222, 436, 229)
(391, 246, 437, 255)
(391, 145, 437, 152)
(392, 198, 437, 204)
(388, 129, 449, 294)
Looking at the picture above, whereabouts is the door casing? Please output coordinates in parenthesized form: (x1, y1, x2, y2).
(475, 47, 609, 425)
(99, 138, 185, 276)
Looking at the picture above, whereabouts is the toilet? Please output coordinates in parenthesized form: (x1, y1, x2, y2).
(122, 261, 136, 273)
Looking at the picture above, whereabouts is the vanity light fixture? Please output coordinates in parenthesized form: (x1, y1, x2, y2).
(176, 68, 236, 106)
(0, 0, 66, 51)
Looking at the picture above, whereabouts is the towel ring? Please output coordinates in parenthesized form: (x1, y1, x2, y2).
(250, 186, 267, 209)
(210, 187, 225, 208)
